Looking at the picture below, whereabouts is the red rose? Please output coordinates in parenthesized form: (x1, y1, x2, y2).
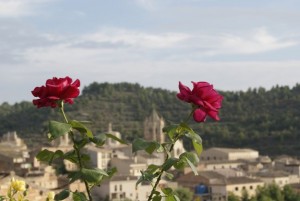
(32, 76, 80, 108)
(177, 81, 223, 122)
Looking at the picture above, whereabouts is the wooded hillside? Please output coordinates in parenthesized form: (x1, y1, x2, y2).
(1, 82, 300, 156)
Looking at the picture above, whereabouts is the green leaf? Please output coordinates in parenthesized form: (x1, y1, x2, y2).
(63, 150, 78, 163)
(68, 171, 82, 183)
(105, 133, 127, 144)
(179, 123, 196, 134)
(162, 187, 173, 196)
(80, 153, 91, 163)
(36, 149, 63, 165)
(192, 140, 203, 156)
(132, 138, 162, 154)
(146, 164, 160, 174)
(73, 138, 89, 149)
(165, 195, 177, 201)
(173, 194, 181, 201)
(179, 152, 199, 175)
(105, 167, 117, 179)
(184, 156, 198, 175)
(145, 143, 162, 154)
(164, 172, 174, 180)
(81, 168, 109, 183)
(72, 191, 88, 201)
(180, 152, 199, 165)
(161, 158, 178, 171)
(69, 120, 93, 138)
(183, 125, 202, 156)
(136, 170, 158, 187)
(163, 124, 179, 142)
(90, 134, 106, 146)
(153, 195, 162, 201)
(54, 189, 70, 201)
(48, 121, 72, 140)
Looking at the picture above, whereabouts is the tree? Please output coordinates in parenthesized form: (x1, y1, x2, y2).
(282, 185, 300, 201)
(228, 192, 240, 201)
(174, 187, 193, 201)
(241, 189, 249, 201)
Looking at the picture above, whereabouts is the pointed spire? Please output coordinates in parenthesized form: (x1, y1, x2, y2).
(108, 122, 112, 132)
(150, 109, 160, 121)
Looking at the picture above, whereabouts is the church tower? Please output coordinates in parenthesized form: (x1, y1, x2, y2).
(143, 110, 165, 143)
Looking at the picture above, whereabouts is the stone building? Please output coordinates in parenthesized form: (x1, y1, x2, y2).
(177, 171, 263, 201)
(200, 147, 259, 162)
(143, 110, 165, 143)
(0, 132, 31, 175)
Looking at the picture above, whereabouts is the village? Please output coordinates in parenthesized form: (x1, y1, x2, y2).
(0, 110, 299, 201)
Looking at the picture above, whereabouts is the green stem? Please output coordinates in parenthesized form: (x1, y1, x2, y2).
(71, 132, 93, 201)
(147, 143, 175, 201)
(184, 106, 196, 123)
(59, 102, 93, 201)
(59, 101, 69, 123)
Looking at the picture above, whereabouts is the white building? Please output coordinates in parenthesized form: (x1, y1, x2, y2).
(93, 175, 177, 201)
(0, 132, 31, 174)
(200, 147, 259, 161)
(85, 145, 113, 170)
(177, 171, 263, 201)
(254, 171, 290, 188)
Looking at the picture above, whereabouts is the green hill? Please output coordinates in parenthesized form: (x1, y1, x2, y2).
(1, 82, 300, 156)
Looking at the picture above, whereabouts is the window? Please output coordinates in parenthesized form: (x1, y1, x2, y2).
(120, 184, 122, 191)
(177, 148, 181, 156)
(114, 185, 117, 191)
(111, 193, 117, 199)
(250, 186, 253, 190)
(235, 187, 239, 191)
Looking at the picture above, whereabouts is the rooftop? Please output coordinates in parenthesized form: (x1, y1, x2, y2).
(209, 147, 258, 153)
(226, 177, 262, 185)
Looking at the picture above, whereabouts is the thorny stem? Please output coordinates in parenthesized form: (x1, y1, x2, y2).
(59, 102, 93, 201)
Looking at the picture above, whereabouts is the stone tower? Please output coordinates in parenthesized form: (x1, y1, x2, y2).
(143, 110, 165, 143)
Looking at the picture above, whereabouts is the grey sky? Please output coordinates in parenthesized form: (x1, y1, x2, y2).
(0, 0, 299, 103)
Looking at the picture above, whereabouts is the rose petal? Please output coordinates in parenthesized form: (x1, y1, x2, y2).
(193, 108, 207, 122)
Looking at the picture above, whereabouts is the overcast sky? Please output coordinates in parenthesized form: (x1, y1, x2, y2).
(0, 0, 299, 104)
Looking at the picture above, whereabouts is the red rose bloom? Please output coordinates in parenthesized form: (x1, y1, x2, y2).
(32, 76, 80, 108)
(177, 81, 223, 122)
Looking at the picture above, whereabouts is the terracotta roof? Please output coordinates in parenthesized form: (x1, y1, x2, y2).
(255, 171, 289, 178)
(226, 177, 262, 185)
(177, 171, 225, 183)
(207, 147, 258, 153)
(109, 175, 138, 181)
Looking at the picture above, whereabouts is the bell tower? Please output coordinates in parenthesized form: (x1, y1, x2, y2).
(143, 110, 165, 143)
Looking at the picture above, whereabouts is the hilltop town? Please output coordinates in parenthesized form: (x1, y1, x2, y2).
(0, 110, 299, 201)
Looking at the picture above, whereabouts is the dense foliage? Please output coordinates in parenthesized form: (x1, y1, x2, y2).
(228, 184, 300, 201)
(1, 82, 300, 156)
